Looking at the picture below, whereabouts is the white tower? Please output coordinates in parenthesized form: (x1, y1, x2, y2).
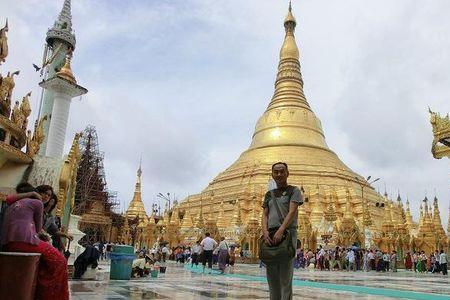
(39, 51, 87, 158)
(39, 0, 78, 156)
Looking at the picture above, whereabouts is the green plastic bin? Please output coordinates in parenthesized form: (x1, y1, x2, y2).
(109, 245, 135, 280)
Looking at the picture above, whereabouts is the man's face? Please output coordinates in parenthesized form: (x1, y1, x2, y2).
(272, 164, 289, 186)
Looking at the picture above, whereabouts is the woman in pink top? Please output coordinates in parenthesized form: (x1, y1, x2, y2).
(1, 183, 69, 300)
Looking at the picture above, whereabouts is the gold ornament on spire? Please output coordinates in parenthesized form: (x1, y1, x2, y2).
(56, 48, 77, 84)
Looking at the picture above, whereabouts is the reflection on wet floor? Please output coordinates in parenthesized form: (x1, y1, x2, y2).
(69, 262, 450, 300)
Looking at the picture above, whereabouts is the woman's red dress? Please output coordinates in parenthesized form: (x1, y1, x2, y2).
(405, 254, 412, 270)
(5, 241, 69, 300)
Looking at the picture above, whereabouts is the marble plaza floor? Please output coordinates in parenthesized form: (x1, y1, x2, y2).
(69, 262, 450, 300)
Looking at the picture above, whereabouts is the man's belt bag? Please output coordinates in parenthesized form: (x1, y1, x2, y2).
(259, 189, 296, 264)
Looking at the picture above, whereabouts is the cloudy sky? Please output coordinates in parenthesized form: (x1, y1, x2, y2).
(1, 0, 449, 226)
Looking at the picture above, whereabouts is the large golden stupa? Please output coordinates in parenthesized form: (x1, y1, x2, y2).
(172, 4, 386, 246)
(122, 4, 447, 258)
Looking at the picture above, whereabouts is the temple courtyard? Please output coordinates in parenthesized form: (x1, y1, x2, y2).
(69, 262, 450, 300)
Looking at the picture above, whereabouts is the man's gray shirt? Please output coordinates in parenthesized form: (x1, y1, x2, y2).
(262, 186, 303, 230)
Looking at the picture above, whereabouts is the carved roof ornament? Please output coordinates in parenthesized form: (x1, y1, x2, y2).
(26, 115, 48, 158)
(0, 19, 8, 65)
(429, 108, 450, 159)
(0, 70, 19, 118)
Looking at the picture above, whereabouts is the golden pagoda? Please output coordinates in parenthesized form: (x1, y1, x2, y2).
(134, 4, 448, 257)
(166, 4, 389, 255)
(125, 163, 148, 221)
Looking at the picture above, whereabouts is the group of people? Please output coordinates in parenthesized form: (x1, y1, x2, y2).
(131, 243, 170, 277)
(408, 250, 448, 275)
(1, 182, 73, 300)
(292, 247, 447, 275)
(144, 233, 237, 275)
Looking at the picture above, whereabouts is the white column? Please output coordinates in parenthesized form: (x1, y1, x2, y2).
(46, 91, 72, 158)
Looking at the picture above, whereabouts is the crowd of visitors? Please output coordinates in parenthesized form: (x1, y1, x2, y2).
(0, 176, 447, 300)
(291, 246, 448, 275)
(130, 232, 239, 276)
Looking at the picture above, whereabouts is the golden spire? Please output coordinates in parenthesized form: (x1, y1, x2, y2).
(432, 196, 446, 237)
(216, 200, 227, 228)
(248, 2, 330, 152)
(232, 199, 243, 227)
(195, 197, 205, 228)
(125, 162, 148, 219)
(404, 198, 414, 231)
(281, 1, 298, 59)
(56, 49, 77, 84)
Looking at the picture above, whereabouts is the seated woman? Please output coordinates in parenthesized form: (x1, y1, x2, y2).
(43, 192, 73, 253)
(132, 252, 148, 277)
(1, 182, 69, 300)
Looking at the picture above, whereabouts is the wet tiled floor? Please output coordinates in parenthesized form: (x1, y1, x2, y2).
(69, 262, 450, 299)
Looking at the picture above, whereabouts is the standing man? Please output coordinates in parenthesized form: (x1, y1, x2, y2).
(200, 232, 217, 273)
(191, 241, 202, 268)
(262, 162, 303, 300)
(439, 250, 448, 275)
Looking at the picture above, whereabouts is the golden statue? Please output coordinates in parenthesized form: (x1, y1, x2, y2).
(0, 70, 19, 117)
(26, 115, 47, 158)
(20, 91, 32, 130)
(0, 19, 8, 65)
(10, 100, 24, 127)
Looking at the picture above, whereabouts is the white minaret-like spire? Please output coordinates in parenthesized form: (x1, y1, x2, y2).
(46, 0, 76, 49)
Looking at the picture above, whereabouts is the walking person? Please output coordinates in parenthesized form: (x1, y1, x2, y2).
(346, 249, 355, 271)
(261, 162, 303, 300)
(439, 250, 448, 275)
(413, 252, 418, 272)
(217, 237, 229, 274)
(363, 249, 369, 272)
(191, 241, 202, 268)
(200, 232, 217, 273)
(369, 250, 375, 271)
(404, 252, 412, 271)
(391, 251, 397, 272)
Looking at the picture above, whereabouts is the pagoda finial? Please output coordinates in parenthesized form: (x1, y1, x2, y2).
(58, 0, 73, 32)
(137, 157, 142, 177)
(46, 0, 76, 48)
(281, 1, 298, 59)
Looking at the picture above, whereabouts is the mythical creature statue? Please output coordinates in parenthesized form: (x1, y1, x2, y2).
(20, 91, 32, 130)
(0, 20, 8, 65)
(10, 100, 24, 127)
(0, 70, 19, 117)
(429, 108, 450, 159)
(26, 115, 47, 158)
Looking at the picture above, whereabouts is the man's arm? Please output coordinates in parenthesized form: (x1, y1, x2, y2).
(274, 187, 303, 243)
(273, 201, 299, 244)
(262, 207, 272, 245)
